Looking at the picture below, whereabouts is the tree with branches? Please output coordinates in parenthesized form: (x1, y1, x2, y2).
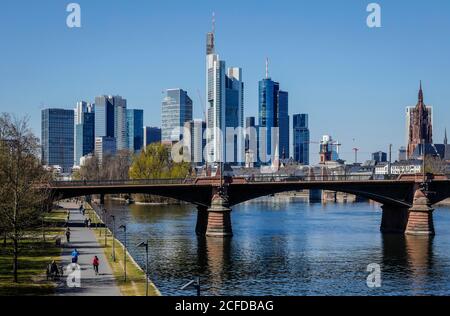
(0, 114, 52, 283)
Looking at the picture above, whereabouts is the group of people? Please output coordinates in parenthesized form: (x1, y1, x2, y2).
(71, 249, 100, 275)
(60, 201, 101, 276)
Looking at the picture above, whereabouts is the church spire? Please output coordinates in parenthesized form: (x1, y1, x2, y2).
(418, 80, 424, 103)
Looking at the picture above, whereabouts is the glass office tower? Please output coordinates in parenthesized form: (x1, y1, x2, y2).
(258, 77, 289, 163)
(293, 114, 310, 165)
(41, 108, 74, 173)
(143, 127, 161, 148)
(127, 109, 144, 152)
(161, 89, 193, 143)
(74, 101, 95, 167)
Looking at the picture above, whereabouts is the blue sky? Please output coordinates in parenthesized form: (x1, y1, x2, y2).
(1, 0, 449, 163)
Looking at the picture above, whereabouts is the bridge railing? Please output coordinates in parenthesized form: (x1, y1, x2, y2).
(51, 174, 406, 187)
(242, 174, 399, 183)
(52, 178, 194, 187)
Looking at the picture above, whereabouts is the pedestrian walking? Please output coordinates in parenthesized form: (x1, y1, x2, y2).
(92, 256, 100, 275)
(84, 218, 89, 227)
(71, 249, 80, 264)
(65, 227, 71, 243)
(88, 218, 92, 229)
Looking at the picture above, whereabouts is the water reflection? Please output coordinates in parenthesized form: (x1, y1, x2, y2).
(104, 200, 450, 296)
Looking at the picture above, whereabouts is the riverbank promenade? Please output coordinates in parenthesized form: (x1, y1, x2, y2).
(55, 202, 121, 296)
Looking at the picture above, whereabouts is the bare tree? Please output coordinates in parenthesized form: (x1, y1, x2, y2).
(424, 155, 447, 174)
(0, 114, 52, 283)
(78, 155, 101, 181)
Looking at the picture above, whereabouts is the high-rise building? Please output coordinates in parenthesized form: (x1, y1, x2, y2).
(246, 117, 255, 129)
(184, 119, 206, 164)
(225, 67, 244, 164)
(406, 82, 433, 158)
(258, 65, 289, 163)
(372, 151, 387, 163)
(245, 117, 256, 152)
(398, 146, 407, 161)
(278, 91, 289, 159)
(127, 109, 144, 152)
(41, 108, 74, 173)
(114, 96, 128, 151)
(205, 15, 243, 164)
(95, 136, 116, 164)
(74, 102, 95, 167)
(94, 95, 128, 151)
(293, 114, 309, 165)
(162, 89, 193, 143)
(94, 95, 115, 139)
(143, 127, 161, 148)
(206, 50, 226, 162)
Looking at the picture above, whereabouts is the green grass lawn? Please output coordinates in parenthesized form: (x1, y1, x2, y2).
(85, 203, 160, 296)
(0, 210, 66, 296)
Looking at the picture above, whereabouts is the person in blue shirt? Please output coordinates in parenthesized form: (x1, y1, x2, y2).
(71, 249, 80, 263)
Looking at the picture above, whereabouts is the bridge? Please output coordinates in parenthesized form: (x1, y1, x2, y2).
(49, 174, 450, 238)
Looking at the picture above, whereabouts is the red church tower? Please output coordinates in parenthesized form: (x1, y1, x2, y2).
(407, 81, 433, 158)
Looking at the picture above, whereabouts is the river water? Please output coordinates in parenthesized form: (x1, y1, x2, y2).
(103, 199, 450, 296)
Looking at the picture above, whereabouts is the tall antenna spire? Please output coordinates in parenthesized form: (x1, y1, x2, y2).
(265, 57, 269, 79)
(212, 12, 216, 35)
(445, 128, 448, 145)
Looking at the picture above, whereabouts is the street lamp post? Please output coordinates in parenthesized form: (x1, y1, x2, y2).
(102, 209, 108, 247)
(137, 240, 149, 296)
(119, 225, 127, 282)
(110, 215, 116, 262)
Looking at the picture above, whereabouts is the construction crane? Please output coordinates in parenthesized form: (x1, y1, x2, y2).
(307, 140, 342, 155)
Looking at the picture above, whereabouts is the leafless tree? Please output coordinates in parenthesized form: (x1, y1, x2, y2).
(0, 114, 52, 283)
(424, 155, 447, 174)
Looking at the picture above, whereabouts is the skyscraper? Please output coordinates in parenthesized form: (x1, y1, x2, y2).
(127, 109, 144, 152)
(205, 15, 243, 164)
(143, 127, 161, 148)
(225, 67, 244, 163)
(74, 101, 95, 167)
(95, 95, 128, 151)
(114, 96, 128, 151)
(95, 136, 116, 165)
(398, 146, 407, 161)
(245, 117, 256, 152)
(161, 89, 193, 143)
(94, 95, 115, 139)
(278, 91, 289, 159)
(372, 151, 387, 163)
(406, 82, 433, 158)
(258, 63, 289, 163)
(41, 108, 74, 173)
(206, 48, 226, 162)
(293, 114, 309, 165)
(184, 119, 206, 164)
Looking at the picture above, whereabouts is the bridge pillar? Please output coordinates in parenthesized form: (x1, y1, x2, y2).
(405, 189, 435, 236)
(206, 193, 233, 238)
(380, 205, 409, 234)
(195, 206, 208, 236)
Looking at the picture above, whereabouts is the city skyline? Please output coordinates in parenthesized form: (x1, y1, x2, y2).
(1, 0, 450, 163)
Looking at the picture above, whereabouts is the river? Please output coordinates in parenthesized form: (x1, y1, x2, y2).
(103, 199, 450, 296)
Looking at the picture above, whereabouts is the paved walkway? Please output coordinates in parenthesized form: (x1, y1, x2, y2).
(55, 201, 121, 296)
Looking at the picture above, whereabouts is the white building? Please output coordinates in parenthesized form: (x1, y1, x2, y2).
(375, 160, 422, 175)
